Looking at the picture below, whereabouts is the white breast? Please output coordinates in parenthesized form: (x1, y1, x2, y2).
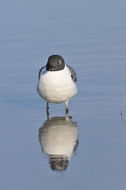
(37, 65, 77, 103)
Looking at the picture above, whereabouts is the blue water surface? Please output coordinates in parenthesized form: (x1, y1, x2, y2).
(0, 0, 126, 189)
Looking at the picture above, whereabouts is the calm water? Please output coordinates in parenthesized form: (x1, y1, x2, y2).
(0, 0, 126, 189)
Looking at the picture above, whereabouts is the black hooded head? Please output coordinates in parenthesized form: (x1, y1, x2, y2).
(46, 55, 65, 71)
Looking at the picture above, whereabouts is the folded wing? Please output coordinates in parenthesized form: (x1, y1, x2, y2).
(67, 65, 77, 82)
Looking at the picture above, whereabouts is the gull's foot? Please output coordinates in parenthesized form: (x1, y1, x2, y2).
(65, 108, 69, 114)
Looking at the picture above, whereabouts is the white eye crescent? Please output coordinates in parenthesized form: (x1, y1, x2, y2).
(58, 60, 62, 65)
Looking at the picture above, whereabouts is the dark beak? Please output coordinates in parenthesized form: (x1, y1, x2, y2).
(46, 63, 54, 71)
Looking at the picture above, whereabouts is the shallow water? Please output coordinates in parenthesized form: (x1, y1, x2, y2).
(0, 0, 126, 189)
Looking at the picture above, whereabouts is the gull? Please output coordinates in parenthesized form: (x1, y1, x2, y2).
(37, 55, 78, 114)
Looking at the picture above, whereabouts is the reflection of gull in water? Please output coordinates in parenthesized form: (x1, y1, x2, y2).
(39, 116, 78, 171)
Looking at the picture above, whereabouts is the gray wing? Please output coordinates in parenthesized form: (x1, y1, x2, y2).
(67, 65, 77, 82)
(38, 66, 45, 80)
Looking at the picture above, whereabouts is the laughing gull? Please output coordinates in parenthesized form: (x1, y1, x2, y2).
(37, 55, 78, 114)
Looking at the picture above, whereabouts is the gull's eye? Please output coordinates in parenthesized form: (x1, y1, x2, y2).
(58, 60, 62, 65)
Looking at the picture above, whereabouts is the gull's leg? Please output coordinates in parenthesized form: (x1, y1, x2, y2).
(65, 101, 69, 114)
(46, 102, 49, 116)
(47, 112, 49, 120)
